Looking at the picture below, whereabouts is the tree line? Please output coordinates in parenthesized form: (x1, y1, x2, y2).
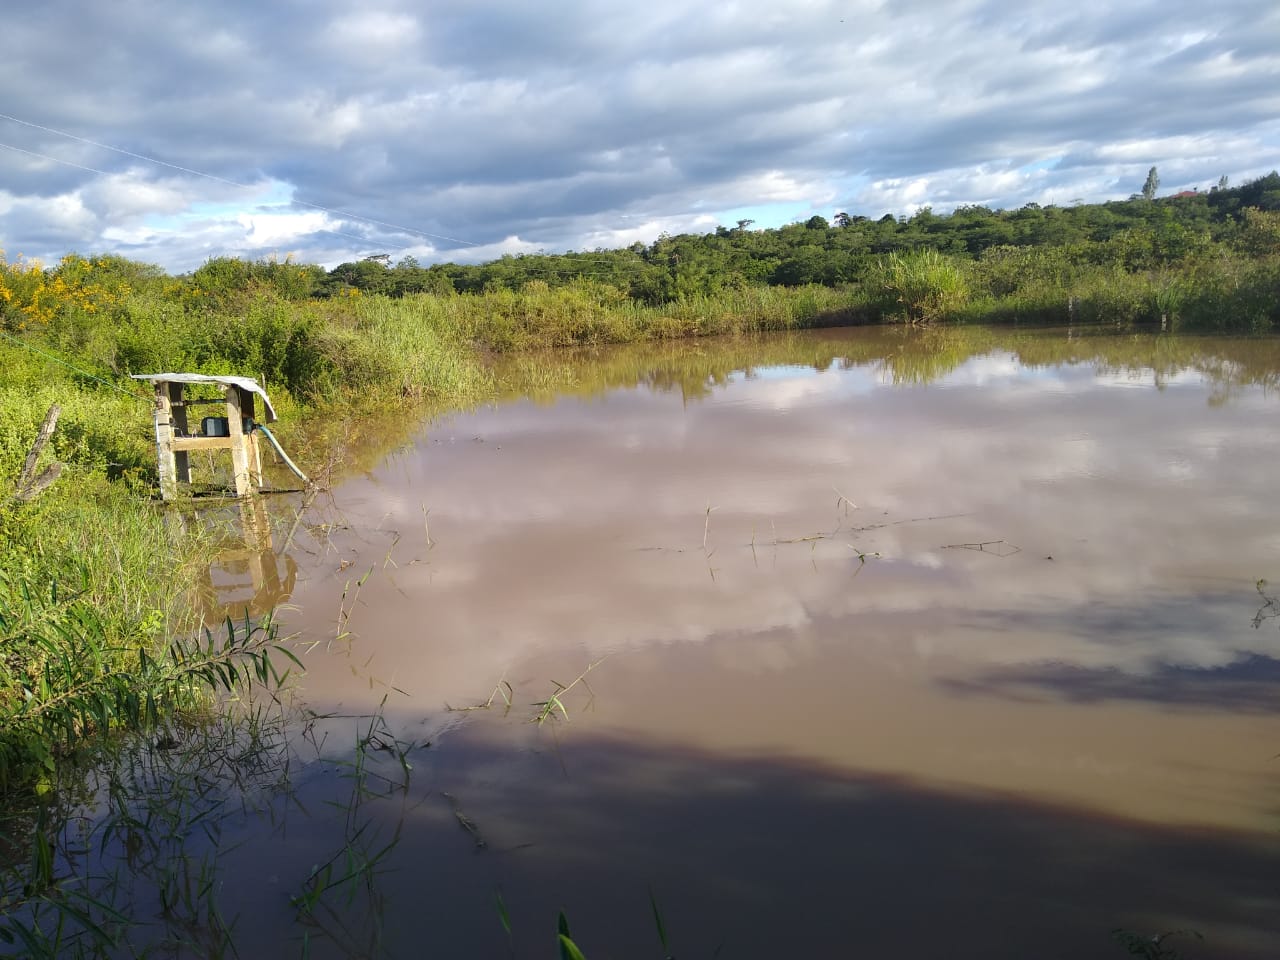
(2, 171, 1278, 336)
(310, 171, 1280, 301)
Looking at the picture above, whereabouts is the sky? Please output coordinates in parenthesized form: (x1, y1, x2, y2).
(1, 0, 1277, 273)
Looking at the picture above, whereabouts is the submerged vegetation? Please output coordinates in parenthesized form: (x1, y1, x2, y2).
(0, 173, 1278, 953)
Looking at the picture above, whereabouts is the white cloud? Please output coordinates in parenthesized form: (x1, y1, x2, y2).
(80, 171, 193, 219)
(326, 11, 421, 51)
(235, 210, 334, 247)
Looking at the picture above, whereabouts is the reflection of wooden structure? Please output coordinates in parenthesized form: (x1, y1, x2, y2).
(131, 374, 278, 500)
(194, 498, 298, 625)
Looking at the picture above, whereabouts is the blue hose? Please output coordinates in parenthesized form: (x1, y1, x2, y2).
(252, 423, 310, 484)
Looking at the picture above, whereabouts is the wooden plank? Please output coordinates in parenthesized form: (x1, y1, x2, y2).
(168, 382, 191, 484)
(172, 436, 237, 452)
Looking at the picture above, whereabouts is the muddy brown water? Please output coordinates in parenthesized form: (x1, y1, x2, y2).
(200, 326, 1280, 958)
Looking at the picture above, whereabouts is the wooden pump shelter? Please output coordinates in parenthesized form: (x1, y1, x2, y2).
(132, 373, 278, 500)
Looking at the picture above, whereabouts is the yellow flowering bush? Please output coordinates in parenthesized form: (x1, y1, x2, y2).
(0, 251, 133, 332)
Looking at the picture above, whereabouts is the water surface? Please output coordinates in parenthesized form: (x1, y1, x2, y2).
(213, 326, 1280, 958)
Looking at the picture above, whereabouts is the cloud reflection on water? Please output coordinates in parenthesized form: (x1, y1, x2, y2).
(273, 328, 1280, 831)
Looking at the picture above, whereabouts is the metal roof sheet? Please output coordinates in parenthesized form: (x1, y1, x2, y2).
(130, 373, 278, 422)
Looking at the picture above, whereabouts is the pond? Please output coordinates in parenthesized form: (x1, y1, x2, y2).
(195, 326, 1280, 957)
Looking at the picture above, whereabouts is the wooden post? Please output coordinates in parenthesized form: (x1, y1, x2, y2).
(239, 388, 264, 490)
(154, 383, 178, 501)
(225, 385, 252, 497)
(250, 431, 263, 489)
(168, 382, 191, 485)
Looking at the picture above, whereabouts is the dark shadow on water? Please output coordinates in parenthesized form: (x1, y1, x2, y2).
(960, 594, 1246, 650)
(218, 727, 1280, 960)
(940, 653, 1280, 714)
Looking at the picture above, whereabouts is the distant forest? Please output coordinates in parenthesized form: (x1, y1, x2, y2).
(305, 170, 1280, 301)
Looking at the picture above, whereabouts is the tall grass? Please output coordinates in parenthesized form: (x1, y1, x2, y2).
(363, 280, 862, 353)
(870, 249, 971, 324)
(347, 296, 493, 401)
(956, 244, 1280, 331)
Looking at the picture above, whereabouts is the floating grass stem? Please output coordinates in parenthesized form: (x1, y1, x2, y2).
(532, 657, 608, 726)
